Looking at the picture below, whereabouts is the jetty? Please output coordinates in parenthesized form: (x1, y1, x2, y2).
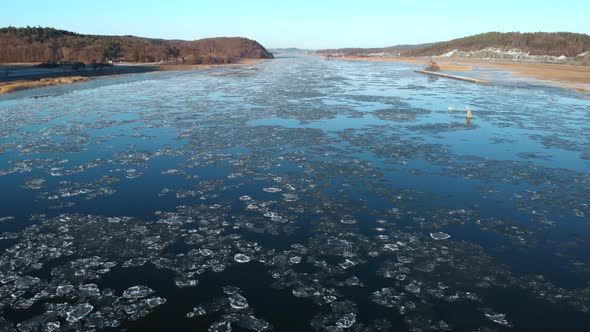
(414, 70, 490, 83)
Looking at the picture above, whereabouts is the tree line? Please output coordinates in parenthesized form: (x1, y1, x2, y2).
(0, 27, 273, 64)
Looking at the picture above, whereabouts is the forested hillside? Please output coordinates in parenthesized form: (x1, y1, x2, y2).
(0, 26, 274, 64)
(404, 32, 590, 57)
(316, 44, 431, 56)
(317, 32, 590, 58)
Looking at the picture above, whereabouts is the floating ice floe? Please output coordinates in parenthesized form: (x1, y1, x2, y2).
(229, 293, 249, 310)
(289, 256, 302, 264)
(234, 253, 251, 263)
(187, 306, 207, 318)
(340, 214, 358, 225)
(335, 313, 356, 329)
(123, 285, 154, 299)
(65, 303, 94, 322)
(430, 232, 451, 240)
(485, 312, 511, 326)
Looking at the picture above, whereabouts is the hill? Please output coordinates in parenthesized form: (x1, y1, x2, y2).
(404, 32, 590, 57)
(0, 26, 274, 65)
(316, 32, 590, 62)
(269, 48, 315, 54)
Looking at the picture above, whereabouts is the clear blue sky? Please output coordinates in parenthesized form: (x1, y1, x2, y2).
(2, 0, 588, 49)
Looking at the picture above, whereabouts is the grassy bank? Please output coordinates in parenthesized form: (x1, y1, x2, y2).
(0, 76, 89, 94)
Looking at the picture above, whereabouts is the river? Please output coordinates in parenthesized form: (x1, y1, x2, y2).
(1, 55, 589, 331)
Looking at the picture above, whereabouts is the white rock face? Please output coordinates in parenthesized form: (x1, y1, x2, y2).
(437, 47, 570, 63)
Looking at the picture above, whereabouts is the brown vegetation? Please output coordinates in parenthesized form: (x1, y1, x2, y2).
(0, 27, 274, 65)
(0, 76, 89, 94)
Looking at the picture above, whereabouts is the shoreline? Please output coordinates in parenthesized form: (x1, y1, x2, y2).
(318, 55, 590, 93)
(0, 59, 266, 95)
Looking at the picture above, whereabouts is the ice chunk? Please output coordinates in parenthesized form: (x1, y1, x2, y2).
(66, 303, 94, 322)
(234, 253, 251, 263)
(0, 216, 15, 223)
(44, 321, 60, 332)
(236, 314, 271, 331)
(340, 215, 358, 225)
(345, 276, 361, 287)
(223, 286, 241, 295)
(289, 256, 302, 264)
(485, 313, 510, 326)
(229, 293, 249, 310)
(405, 283, 421, 294)
(187, 306, 207, 318)
(15, 276, 40, 289)
(79, 283, 100, 297)
(292, 287, 310, 298)
(123, 285, 154, 299)
(336, 313, 356, 329)
(146, 297, 167, 308)
(209, 321, 232, 332)
(161, 169, 181, 175)
(383, 243, 399, 251)
(200, 248, 214, 256)
(339, 259, 356, 269)
(56, 284, 74, 296)
(430, 232, 451, 240)
(175, 278, 199, 288)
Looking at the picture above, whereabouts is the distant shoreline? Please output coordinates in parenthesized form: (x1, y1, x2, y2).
(315, 55, 590, 93)
(0, 59, 266, 95)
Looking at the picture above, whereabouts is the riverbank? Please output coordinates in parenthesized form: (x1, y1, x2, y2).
(0, 76, 90, 94)
(319, 55, 590, 93)
(0, 59, 266, 95)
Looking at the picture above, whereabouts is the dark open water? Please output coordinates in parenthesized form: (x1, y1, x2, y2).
(1, 55, 589, 331)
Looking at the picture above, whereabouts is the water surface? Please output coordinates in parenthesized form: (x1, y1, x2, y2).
(1, 56, 589, 331)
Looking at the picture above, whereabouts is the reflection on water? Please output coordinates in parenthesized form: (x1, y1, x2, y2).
(0, 56, 590, 331)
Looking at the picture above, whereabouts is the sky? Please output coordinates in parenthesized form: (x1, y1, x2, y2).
(2, 0, 589, 49)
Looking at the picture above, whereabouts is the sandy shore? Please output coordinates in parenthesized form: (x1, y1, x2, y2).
(0, 59, 266, 95)
(324, 56, 590, 93)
